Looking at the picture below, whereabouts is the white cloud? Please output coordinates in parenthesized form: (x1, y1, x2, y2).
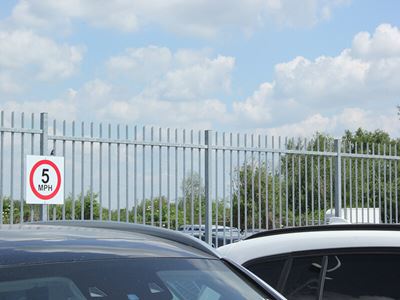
(233, 23, 400, 129)
(150, 55, 235, 101)
(107, 46, 172, 82)
(0, 29, 84, 93)
(70, 76, 231, 129)
(10, 0, 138, 33)
(3, 97, 77, 122)
(274, 52, 369, 105)
(352, 24, 400, 60)
(262, 108, 400, 138)
(82, 79, 112, 99)
(37, 23, 399, 134)
(262, 113, 332, 137)
(263, 0, 348, 28)
(16, 46, 235, 129)
(0, 30, 83, 79)
(173, 49, 214, 67)
(233, 82, 275, 123)
(67, 79, 114, 116)
(4, 23, 399, 139)
(0, 72, 21, 93)
(107, 46, 235, 101)
(273, 24, 400, 106)
(98, 97, 229, 129)
(232, 81, 300, 126)
(8, 0, 347, 37)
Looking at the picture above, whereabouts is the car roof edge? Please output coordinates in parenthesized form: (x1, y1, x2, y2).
(29, 220, 219, 257)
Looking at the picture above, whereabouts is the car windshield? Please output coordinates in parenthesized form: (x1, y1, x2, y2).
(0, 258, 269, 300)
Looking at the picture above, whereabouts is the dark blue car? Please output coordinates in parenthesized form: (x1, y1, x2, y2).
(0, 221, 285, 300)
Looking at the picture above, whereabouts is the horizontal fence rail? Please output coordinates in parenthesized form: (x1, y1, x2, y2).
(0, 111, 399, 247)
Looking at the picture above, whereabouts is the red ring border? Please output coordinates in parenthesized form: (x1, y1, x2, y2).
(29, 159, 61, 200)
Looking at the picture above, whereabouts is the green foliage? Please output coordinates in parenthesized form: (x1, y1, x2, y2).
(180, 172, 206, 225)
(342, 128, 400, 222)
(283, 132, 335, 225)
(232, 162, 274, 229)
(1, 197, 38, 224)
(50, 191, 103, 220)
(232, 129, 400, 228)
(178, 172, 228, 229)
(134, 196, 177, 227)
(343, 128, 399, 152)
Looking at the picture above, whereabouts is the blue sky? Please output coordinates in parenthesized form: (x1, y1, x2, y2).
(1, 0, 400, 137)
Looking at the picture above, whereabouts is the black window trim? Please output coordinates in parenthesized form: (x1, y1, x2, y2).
(244, 247, 400, 299)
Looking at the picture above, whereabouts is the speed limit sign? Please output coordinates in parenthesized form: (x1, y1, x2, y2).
(26, 155, 64, 204)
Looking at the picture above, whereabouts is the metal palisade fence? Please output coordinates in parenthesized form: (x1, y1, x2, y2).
(0, 111, 399, 246)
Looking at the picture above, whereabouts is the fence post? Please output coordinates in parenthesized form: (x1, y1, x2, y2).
(39, 112, 48, 221)
(0, 111, 3, 225)
(334, 139, 342, 218)
(205, 130, 212, 245)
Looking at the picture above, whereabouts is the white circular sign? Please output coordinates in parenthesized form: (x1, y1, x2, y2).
(26, 156, 64, 204)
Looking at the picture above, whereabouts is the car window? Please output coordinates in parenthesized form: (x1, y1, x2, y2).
(322, 253, 400, 300)
(247, 256, 323, 299)
(246, 259, 286, 290)
(0, 277, 86, 300)
(0, 258, 270, 300)
(283, 256, 323, 300)
(249, 251, 400, 300)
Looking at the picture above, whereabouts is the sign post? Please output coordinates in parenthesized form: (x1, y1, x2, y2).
(39, 112, 48, 221)
(26, 155, 64, 208)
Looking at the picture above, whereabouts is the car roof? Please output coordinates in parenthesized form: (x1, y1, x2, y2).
(0, 221, 219, 266)
(244, 224, 400, 239)
(218, 224, 400, 264)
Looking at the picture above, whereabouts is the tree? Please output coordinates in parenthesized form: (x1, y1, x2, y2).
(232, 160, 279, 230)
(1, 197, 33, 224)
(342, 128, 400, 223)
(180, 172, 227, 228)
(134, 196, 178, 227)
(52, 191, 106, 220)
(232, 133, 333, 230)
(232, 128, 400, 229)
(180, 172, 205, 225)
(343, 128, 394, 150)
